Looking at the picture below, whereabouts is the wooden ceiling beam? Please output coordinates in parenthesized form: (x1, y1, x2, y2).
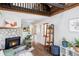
(50, 3, 79, 16)
(50, 6, 63, 12)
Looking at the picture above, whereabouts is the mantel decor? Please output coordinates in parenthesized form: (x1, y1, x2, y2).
(69, 18, 79, 32)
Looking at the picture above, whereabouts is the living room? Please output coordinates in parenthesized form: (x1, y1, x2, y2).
(0, 3, 79, 56)
(0, 8, 49, 56)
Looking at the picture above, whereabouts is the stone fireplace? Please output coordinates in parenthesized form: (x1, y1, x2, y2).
(5, 36, 20, 49)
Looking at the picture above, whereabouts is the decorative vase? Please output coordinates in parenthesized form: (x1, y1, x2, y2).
(62, 40, 68, 47)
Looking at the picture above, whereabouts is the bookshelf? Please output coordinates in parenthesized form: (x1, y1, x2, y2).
(43, 23, 54, 52)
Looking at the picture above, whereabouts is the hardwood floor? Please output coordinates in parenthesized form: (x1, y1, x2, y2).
(31, 42, 52, 56)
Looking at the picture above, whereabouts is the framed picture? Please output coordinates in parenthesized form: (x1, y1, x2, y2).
(69, 19, 79, 32)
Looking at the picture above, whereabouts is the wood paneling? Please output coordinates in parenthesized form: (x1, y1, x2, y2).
(0, 3, 50, 16)
(0, 3, 79, 16)
(50, 3, 79, 16)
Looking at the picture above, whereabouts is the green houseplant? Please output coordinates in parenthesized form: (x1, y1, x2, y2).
(25, 35, 32, 40)
(23, 35, 32, 45)
(67, 41, 73, 48)
(23, 34, 32, 49)
(74, 38, 79, 52)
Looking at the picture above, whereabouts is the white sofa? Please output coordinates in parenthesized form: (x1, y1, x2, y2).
(0, 47, 34, 56)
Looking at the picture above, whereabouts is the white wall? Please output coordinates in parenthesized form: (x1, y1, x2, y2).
(35, 6, 79, 46)
(0, 10, 31, 49)
(1, 6, 79, 48)
(0, 10, 47, 49)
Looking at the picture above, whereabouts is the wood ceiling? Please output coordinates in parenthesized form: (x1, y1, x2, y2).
(0, 3, 79, 16)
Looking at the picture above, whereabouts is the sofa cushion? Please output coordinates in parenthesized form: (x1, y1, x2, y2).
(3, 49, 15, 56)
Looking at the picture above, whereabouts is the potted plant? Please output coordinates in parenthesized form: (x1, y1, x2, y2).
(67, 41, 73, 48)
(73, 38, 79, 52)
(23, 34, 32, 44)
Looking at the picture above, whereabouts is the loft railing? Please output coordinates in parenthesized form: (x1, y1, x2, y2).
(12, 3, 50, 12)
(0, 3, 50, 16)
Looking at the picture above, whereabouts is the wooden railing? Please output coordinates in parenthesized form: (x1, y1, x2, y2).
(0, 3, 50, 16)
(12, 3, 50, 12)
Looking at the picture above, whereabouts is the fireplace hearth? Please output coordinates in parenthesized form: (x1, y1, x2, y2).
(5, 36, 20, 49)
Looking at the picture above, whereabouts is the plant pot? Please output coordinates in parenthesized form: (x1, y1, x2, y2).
(74, 46, 79, 52)
(62, 40, 68, 47)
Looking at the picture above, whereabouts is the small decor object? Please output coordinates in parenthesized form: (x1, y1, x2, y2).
(73, 38, 79, 52)
(10, 21, 17, 27)
(61, 48, 66, 56)
(23, 26, 30, 32)
(62, 37, 68, 47)
(69, 19, 79, 32)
